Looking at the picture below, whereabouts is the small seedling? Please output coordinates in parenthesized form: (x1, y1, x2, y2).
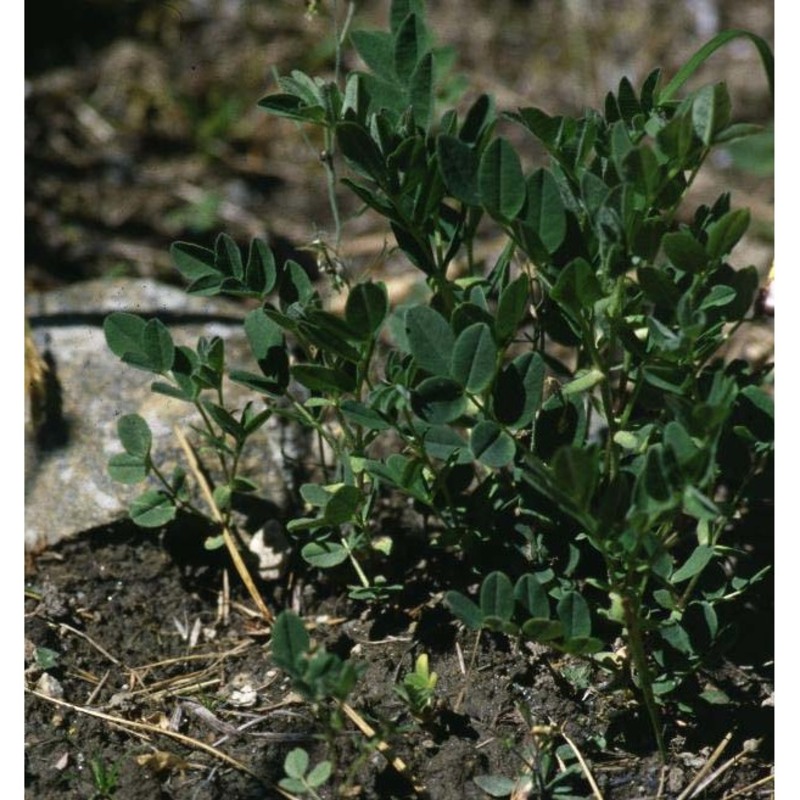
(270, 610, 363, 732)
(89, 756, 119, 799)
(394, 652, 438, 721)
(279, 748, 332, 800)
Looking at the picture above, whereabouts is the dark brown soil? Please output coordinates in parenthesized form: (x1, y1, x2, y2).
(25, 519, 773, 800)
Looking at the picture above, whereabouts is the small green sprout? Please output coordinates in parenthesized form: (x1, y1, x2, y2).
(279, 748, 332, 799)
(394, 653, 438, 721)
(89, 756, 119, 799)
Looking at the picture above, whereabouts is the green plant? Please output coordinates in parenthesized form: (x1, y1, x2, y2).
(279, 748, 332, 800)
(89, 756, 119, 799)
(474, 723, 587, 799)
(270, 610, 363, 728)
(105, 0, 773, 760)
(394, 652, 438, 721)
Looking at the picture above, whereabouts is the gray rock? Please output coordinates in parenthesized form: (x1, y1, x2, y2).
(25, 278, 295, 550)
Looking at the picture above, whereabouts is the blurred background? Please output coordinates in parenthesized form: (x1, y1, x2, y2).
(24, 0, 773, 293)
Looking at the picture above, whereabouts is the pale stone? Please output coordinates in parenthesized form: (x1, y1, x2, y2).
(25, 278, 291, 550)
(247, 518, 292, 581)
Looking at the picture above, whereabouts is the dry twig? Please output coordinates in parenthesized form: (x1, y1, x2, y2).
(26, 688, 291, 794)
(174, 426, 274, 624)
(676, 731, 734, 800)
(722, 772, 774, 799)
(561, 730, 604, 800)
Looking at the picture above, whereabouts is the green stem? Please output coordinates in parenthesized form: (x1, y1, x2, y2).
(149, 461, 205, 519)
(582, 316, 619, 480)
(322, 127, 343, 253)
(622, 592, 667, 760)
(194, 401, 231, 484)
(342, 533, 370, 588)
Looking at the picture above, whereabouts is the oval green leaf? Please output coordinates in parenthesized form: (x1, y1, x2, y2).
(283, 748, 309, 780)
(345, 282, 389, 338)
(291, 364, 356, 394)
(451, 322, 497, 393)
(557, 591, 592, 640)
(405, 306, 455, 376)
(523, 168, 567, 253)
(514, 574, 550, 619)
(479, 137, 525, 221)
(271, 611, 311, 673)
(492, 352, 545, 429)
(129, 490, 177, 528)
(662, 231, 708, 273)
(103, 312, 146, 361)
(671, 545, 715, 583)
(117, 413, 152, 458)
(437, 134, 481, 205)
(495, 273, 530, 343)
(107, 453, 149, 485)
(301, 541, 350, 569)
(445, 591, 483, 630)
(471, 420, 516, 468)
(411, 376, 466, 423)
(170, 242, 218, 283)
(479, 571, 514, 622)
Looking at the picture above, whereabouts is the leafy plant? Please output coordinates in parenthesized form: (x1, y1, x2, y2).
(270, 610, 362, 704)
(446, 570, 603, 656)
(105, 0, 773, 760)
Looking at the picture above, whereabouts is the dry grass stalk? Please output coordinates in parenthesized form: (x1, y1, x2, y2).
(26, 688, 284, 792)
(174, 425, 274, 624)
(722, 772, 774, 799)
(676, 730, 734, 800)
(561, 729, 604, 800)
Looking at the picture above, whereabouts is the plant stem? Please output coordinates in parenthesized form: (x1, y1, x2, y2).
(583, 317, 619, 480)
(322, 129, 343, 252)
(195, 400, 232, 483)
(622, 592, 666, 760)
(342, 533, 370, 588)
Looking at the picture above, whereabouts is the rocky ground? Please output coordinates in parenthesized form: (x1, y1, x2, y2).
(25, 2, 774, 798)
